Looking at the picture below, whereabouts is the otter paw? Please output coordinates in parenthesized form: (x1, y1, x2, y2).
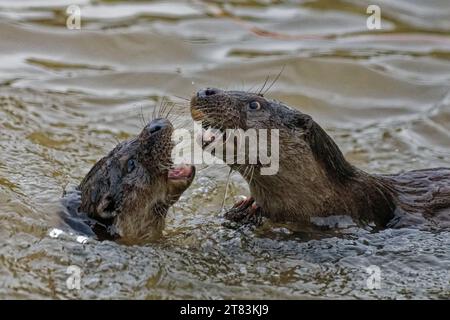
(224, 197, 263, 226)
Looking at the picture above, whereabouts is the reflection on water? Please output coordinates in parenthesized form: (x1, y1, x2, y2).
(0, 0, 449, 299)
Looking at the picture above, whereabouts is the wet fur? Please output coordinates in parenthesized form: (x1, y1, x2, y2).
(60, 119, 194, 243)
(191, 89, 450, 229)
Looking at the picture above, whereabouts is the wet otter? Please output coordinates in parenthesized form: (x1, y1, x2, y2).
(60, 118, 195, 243)
(190, 88, 450, 229)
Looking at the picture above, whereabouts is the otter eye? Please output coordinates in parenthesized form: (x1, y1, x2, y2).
(249, 101, 261, 110)
(127, 159, 136, 173)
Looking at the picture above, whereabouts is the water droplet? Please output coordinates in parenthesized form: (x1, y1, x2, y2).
(49, 228, 64, 238)
(76, 236, 89, 244)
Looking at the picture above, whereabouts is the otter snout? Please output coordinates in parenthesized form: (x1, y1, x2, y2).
(190, 87, 242, 129)
(191, 87, 225, 123)
(76, 115, 195, 243)
(147, 118, 172, 134)
(196, 87, 222, 98)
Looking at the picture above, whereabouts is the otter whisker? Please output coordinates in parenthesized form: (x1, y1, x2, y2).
(262, 65, 285, 96)
(151, 98, 161, 122)
(202, 110, 237, 119)
(246, 83, 258, 94)
(220, 167, 233, 213)
(158, 97, 172, 120)
(163, 99, 174, 118)
(167, 103, 188, 125)
(172, 117, 191, 130)
(242, 164, 253, 182)
(164, 101, 176, 120)
(157, 97, 167, 119)
(139, 105, 147, 128)
(257, 75, 270, 96)
(199, 115, 235, 132)
(248, 165, 256, 186)
(173, 95, 190, 101)
(157, 98, 164, 118)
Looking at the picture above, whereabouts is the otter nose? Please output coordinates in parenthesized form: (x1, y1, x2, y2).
(197, 88, 220, 98)
(148, 118, 170, 134)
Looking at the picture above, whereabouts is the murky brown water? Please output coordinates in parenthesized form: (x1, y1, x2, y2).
(1, 0, 449, 299)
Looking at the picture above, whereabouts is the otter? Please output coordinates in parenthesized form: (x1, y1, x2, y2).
(60, 118, 195, 243)
(190, 88, 450, 229)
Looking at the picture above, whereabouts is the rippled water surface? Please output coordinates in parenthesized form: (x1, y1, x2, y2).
(1, 0, 449, 299)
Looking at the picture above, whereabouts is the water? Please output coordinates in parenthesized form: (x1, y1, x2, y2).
(0, 0, 449, 299)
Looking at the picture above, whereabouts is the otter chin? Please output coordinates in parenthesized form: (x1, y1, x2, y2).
(190, 87, 450, 230)
(60, 118, 195, 243)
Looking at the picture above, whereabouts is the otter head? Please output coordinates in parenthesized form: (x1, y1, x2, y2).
(190, 87, 353, 177)
(190, 88, 273, 131)
(191, 88, 356, 219)
(79, 118, 195, 242)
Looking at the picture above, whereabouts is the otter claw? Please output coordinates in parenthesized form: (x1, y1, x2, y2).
(224, 197, 263, 226)
(231, 197, 255, 210)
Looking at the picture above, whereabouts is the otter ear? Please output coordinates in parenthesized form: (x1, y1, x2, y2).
(79, 156, 122, 220)
(96, 193, 117, 219)
(289, 112, 355, 182)
(286, 112, 314, 131)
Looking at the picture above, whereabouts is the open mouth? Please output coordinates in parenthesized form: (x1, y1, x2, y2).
(200, 127, 224, 149)
(168, 164, 195, 181)
(190, 106, 205, 122)
(190, 94, 205, 121)
(191, 103, 226, 150)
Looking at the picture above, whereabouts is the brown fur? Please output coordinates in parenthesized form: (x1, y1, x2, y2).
(191, 88, 450, 229)
(61, 118, 195, 243)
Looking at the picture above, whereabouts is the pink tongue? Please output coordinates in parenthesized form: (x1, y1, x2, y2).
(168, 165, 192, 179)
